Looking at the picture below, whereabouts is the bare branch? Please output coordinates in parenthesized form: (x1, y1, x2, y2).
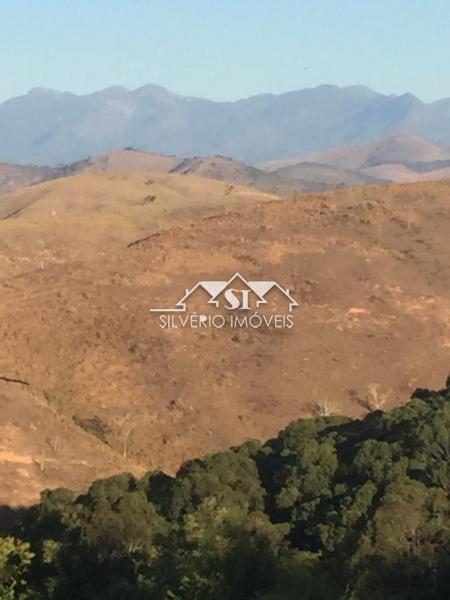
(311, 399, 337, 417)
(356, 383, 390, 412)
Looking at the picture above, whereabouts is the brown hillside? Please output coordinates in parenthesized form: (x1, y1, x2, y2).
(362, 163, 450, 183)
(0, 171, 276, 279)
(259, 133, 450, 172)
(170, 155, 312, 194)
(272, 162, 387, 188)
(1, 178, 450, 506)
(70, 149, 181, 174)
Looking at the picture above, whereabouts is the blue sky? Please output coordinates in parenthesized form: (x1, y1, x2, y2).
(1, 0, 449, 103)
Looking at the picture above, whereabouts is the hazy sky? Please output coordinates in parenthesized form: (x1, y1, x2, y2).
(1, 0, 449, 103)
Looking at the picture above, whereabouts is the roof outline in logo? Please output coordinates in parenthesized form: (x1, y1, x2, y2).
(150, 272, 299, 313)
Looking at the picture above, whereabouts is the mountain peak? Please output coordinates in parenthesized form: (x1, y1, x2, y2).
(27, 87, 61, 96)
(132, 83, 179, 98)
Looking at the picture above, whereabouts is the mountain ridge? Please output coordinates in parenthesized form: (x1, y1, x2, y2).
(0, 147, 389, 196)
(3, 83, 450, 165)
(4, 132, 450, 196)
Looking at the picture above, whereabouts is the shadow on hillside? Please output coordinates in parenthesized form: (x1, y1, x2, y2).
(0, 505, 27, 535)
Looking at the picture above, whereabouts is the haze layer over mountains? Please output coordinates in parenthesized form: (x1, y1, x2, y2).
(3, 83, 450, 165)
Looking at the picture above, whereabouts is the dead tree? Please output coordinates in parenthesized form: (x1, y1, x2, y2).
(311, 399, 337, 417)
(357, 383, 390, 412)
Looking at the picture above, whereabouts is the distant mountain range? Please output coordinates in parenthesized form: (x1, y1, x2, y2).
(3, 132, 450, 196)
(3, 83, 450, 165)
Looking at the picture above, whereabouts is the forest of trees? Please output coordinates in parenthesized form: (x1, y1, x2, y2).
(1, 379, 450, 599)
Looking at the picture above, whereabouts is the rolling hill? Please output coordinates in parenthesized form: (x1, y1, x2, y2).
(0, 171, 277, 505)
(271, 161, 387, 188)
(1, 149, 387, 197)
(260, 133, 450, 184)
(169, 155, 319, 194)
(66, 151, 308, 195)
(361, 163, 450, 183)
(260, 133, 450, 171)
(0, 170, 276, 277)
(1, 175, 450, 506)
(4, 132, 450, 198)
(66, 148, 181, 174)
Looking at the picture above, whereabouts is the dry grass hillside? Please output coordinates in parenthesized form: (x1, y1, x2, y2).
(259, 133, 450, 185)
(361, 163, 450, 183)
(0, 171, 275, 279)
(1, 176, 450, 507)
(272, 162, 386, 187)
(259, 133, 450, 171)
(70, 149, 181, 174)
(169, 155, 323, 194)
